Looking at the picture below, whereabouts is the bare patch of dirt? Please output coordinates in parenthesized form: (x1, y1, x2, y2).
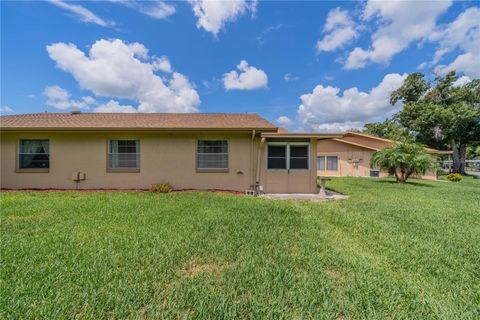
(183, 258, 232, 278)
(325, 269, 342, 279)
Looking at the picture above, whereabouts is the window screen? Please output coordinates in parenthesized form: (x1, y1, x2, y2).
(19, 139, 49, 169)
(197, 140, 228, 169)
(326, 156, 338, 170)
(318, 156, 338, 171)
(289, 145, 309, 169)
(317, 156, 326, 170)
(108, 140, 139, 169)
(267, 145, 287, 169)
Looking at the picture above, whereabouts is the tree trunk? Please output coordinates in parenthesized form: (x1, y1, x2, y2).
(451, 140, 466, 174)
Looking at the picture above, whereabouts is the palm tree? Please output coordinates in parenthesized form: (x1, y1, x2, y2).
(371, 142, 437, 183)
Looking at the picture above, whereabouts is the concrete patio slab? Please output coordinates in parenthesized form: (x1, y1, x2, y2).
(260, 190, 348, 202)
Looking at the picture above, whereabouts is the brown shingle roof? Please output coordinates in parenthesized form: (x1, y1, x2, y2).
(0, 113, 277, 131)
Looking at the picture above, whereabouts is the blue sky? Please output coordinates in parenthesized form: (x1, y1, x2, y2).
(1, 0, 479, 131)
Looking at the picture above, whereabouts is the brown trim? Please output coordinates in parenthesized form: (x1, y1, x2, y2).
(195, 169, 229, 173)
(331, 138, 380, 151)
(15, 168, 49, 173)
(343, 131, 451, 154)
(261, 133, 342, 138)
(1, 127, 278, 132)
(106, 169, 140, 173)
(343, 131, 394, 143)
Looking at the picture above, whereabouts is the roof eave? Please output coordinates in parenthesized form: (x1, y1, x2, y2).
(261, 133, 343, 139)
(1, 127, 278, 132)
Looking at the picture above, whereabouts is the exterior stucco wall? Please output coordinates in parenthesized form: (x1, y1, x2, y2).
(317, 139, 374, 177)
(1, 131, 259, 190)
(259, 138, 318, 193)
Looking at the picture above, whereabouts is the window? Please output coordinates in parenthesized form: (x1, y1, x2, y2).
(19, 139, 49, 169)
(197, 140, 228, 170)
(267, 145, 287, 169)
(318, 156, 338, 171)
(108, 140, 139, 170)
(289, 145, 309, 169)
(267, 143, 309, 170)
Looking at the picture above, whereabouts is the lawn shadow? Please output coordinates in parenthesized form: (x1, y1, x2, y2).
(371, 179, 435, 188)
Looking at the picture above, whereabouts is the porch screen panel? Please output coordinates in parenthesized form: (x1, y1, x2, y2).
(267, 145, 287, 169)
(289, 145, 309, 169)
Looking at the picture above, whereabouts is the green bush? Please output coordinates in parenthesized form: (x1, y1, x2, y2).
(150, 182, 173, 193)
(447, 173, 463, 182)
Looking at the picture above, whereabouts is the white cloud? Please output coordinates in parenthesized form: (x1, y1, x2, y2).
(112, 0, 176, 19)
(47, 0, 113, 27)
(152, 56, 172, 73)
(316, 8, 358, 53)
(190, 0, 257, 36)
(94, 100, 137, 113)
(435, 52, 480, 79)
(257, 24, 285, 46)
(429, 7, 480, 63)
(297, 73, 407, 132)
(417, 62, 428, 70)
(283, 73, 299, 82)
(276, 116, 293, 126)
(344, 1, 452, 69)
(428, 7, 480, 78)
(43, 85, 95, 110)
(1, 106, 14, 113)
(223, 60, 268, 90)
(46, 39, 200, 113)
(452, 76, 472, 87)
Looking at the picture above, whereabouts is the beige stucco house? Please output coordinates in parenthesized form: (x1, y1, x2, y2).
(316, 131, 447, 180)
(0, 112, 443, 193)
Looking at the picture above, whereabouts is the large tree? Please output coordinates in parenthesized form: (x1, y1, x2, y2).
(363, 118, 411, 141)
(390, 71, 480, 174)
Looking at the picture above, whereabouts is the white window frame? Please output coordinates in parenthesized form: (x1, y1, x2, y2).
(196, 140, 229, 171)
(317, 155, 339, 171)
(107, 139, 140, 171)
(266, 142, 310, 171)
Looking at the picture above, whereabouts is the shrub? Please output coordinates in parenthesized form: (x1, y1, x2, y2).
(150, 182, 173, 193)
(447, 173, 463, 182)
(370, 142, 436, 183)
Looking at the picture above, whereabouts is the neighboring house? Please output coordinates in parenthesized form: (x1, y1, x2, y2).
(316, 131, 449, 180)
(0, 112, 445, 193)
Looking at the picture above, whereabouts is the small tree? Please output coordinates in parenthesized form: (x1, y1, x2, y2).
(371, 143, 437, 183)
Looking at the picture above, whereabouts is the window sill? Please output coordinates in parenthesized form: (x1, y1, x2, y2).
(15, 168, 49, 173)
(107, 169, 140, 173)
(267, 168, 309, 171)
(196, 168, 229, 173)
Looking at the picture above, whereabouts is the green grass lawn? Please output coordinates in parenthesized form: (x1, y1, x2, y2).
(1, 177, 479, 319)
